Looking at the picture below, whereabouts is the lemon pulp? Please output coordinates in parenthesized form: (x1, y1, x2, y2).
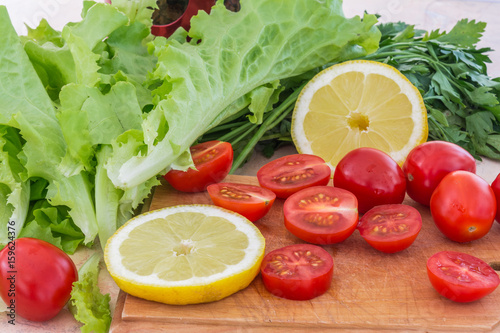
(104, 205, 265, 305)
(292, 60, 428, 168)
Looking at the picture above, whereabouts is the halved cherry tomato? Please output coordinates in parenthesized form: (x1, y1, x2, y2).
(164, 141, 233, 192)
(207, 182, 276, 222)
(358, 204, 422, 253)
(260, 244, 333, 300)
(333, 147, 406, 214)
(427, 251, 500, 302)
(257, 154, 331, 199)
(430, 170, 496, 243)
(283, 186, 358, 244)
(491, 173, 500, 223)
(402, 141, 476, 206)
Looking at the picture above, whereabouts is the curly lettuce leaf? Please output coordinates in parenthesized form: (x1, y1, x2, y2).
(0, 126, 29, 246)
(106, 0, 381, 189)
(69, 253, 112, 333)
(20, 200, 85, 254)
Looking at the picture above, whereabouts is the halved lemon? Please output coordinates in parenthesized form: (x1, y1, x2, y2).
(104, 205, 265, 305)
(292, 60, 428, 168)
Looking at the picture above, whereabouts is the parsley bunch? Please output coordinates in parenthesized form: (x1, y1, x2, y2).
(200, 19, 500, 170)
(364, 19, 500, 160)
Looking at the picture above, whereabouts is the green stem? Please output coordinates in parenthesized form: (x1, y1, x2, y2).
(230, 84, 305, 173)
(217, 121, 254, 142)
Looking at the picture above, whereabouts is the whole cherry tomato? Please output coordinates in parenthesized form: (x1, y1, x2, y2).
(333, 147, 406, 214)
(491, 173, 500, 223)
(430, 171, 496, 243)
(402, 141, 476, 206)
(0, 238, 78, 321)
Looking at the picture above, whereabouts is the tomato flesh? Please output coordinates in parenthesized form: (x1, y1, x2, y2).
(260, 244, 333, 300)
(403, 141, 476, 206)
(333, 147, 406, 214)
(430, 170, 496, 243)
(358, 204, 422, 253)
(491, 173, 500, 223)
(164, 141, 233, 192)
(0, 238, 78, 321)
(283, 186, 358, 244)
(207, 182, 276, 221)
(257, 154, 331, 199)
(427, 251, 500, 302)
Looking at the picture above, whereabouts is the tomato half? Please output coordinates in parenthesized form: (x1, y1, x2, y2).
(333, 147, 406, 214)
(491, 173, 500, 223)
(402, 141, 476, 206)
(0, 238, 78, 321)
(430, 170, 496, 243)
(257, 154, 331, 199)
(260, 244, 333, 300)
(283, 186, 358, 244)
(358, 204, 422, 253)
(427, 251, 500, 302)
(207, 182, 276, 222)
(164, 141, 233, 192)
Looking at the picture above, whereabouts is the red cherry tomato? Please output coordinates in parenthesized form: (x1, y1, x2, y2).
(402, 141, 476, 206)
(283, 186, 358, 244)
(430, 170, 496, 243)
(260, 244, 333, 300)
(164, 141, 233, 192)
(427, 251, 499, 302)
(491, 173, 500, 223)
(0, 238, 78, 321)
(207, 182, 276, 222)
(257, 154, 331, 199)
(333, 147, 406, 214)
(358, 204, 422, 253)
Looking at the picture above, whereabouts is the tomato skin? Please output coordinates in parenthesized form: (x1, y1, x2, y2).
(491, 173, 500, 223)
(257, 154, 331, 199)
(283, 186, 358, 245)
(333, 147, 406, 214)
(164, 141, 233, 192)
(358, 204, 422, 253)
(427, 251, 500, 302)
(430, 170, 496, 243)
(0, 238, 78, 321)
(402, 141, 476, 206)
(207, 183, 276, 222)
(260, 244, 333, 300)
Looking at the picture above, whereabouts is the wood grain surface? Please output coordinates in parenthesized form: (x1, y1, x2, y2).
(110, 175, 500, 332)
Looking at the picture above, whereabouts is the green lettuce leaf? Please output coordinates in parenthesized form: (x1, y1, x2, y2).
(0, 126, 29, 246)
(69, 253, 112, 333)
(20, 200, 85, 254)
(106, 0, 380, 189)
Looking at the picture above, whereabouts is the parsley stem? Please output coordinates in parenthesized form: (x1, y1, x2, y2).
(230, 83, 305, 173)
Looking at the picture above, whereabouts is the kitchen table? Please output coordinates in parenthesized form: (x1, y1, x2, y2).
(1, 0, 500, 332)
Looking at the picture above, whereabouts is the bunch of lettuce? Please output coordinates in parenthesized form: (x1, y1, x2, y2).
(0, 0, 380, 251)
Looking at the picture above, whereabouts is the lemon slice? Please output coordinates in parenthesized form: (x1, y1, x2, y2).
(104, 205, 265, 305)
(292, 60, 428, 168)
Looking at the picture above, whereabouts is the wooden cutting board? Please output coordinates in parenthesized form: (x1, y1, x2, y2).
(110, 175, 500, 332)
